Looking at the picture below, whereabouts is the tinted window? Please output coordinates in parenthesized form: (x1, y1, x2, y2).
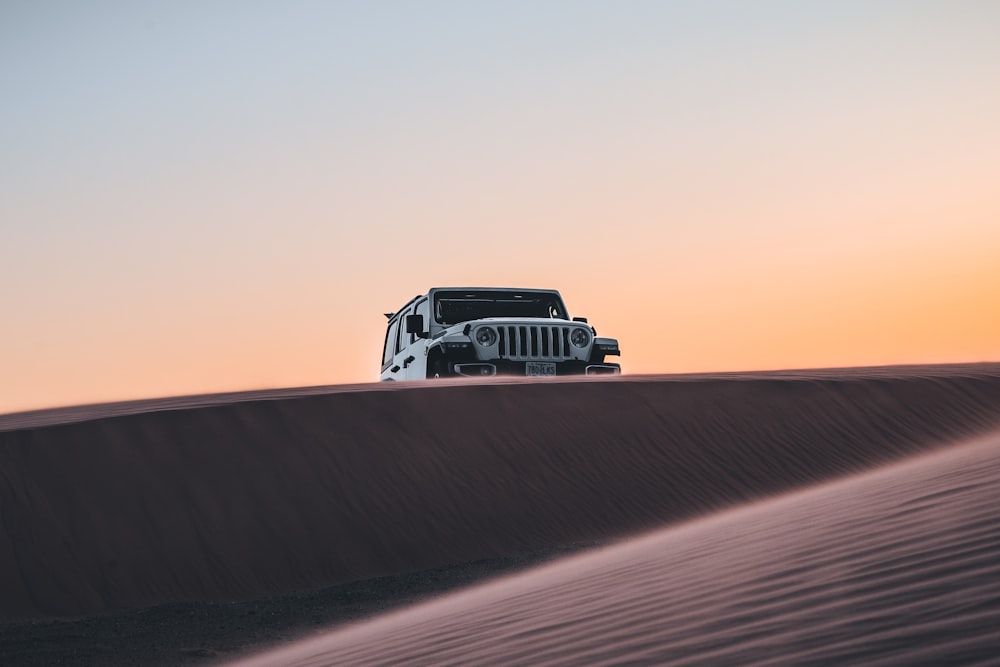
(383, 320, 399, 366)
(396, 309, 411, 354)
(433, 291, 567, 325)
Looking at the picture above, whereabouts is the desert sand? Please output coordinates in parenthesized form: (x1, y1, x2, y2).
(2, 364, 1000, 665)
(236, 429, 1000, 666)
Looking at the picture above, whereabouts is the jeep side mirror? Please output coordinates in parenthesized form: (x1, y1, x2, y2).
(406, 314, 428, 338)
(573, 317, 588, 323)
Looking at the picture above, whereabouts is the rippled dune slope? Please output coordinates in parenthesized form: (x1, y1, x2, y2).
(236, 432, 1000, 666)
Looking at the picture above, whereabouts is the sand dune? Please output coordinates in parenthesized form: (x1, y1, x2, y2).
(235, 431, 1000, 666)
(2, 364, 999, 626)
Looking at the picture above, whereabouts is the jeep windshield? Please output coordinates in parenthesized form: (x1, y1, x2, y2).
(433, 290, 568, 325)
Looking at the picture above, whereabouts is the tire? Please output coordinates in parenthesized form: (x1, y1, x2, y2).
(427, 355, 448, 379)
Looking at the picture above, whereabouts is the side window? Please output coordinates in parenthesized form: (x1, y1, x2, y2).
(383, 320, 399, 366)
(413, 299, 429, 343)
(395, 309, 411, 354)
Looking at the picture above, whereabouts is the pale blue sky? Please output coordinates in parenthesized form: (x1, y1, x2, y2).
(2, 1, 999, 412)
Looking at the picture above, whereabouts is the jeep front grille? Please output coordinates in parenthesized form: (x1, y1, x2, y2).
(497, 325, 574, 360)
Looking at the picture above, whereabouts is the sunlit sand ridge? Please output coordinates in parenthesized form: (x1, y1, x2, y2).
(1, 365, 999, 665)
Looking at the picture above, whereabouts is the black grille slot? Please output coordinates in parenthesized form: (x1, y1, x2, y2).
(492, 324, 576, 359)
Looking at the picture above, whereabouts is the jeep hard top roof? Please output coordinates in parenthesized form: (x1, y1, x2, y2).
(386, 287, 567, 321)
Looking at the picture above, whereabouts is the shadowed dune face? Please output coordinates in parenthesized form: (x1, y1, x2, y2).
(1, 366, 1000, 621)
(233, 433, 1000, 666)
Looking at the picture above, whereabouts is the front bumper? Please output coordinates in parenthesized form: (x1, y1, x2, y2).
(449, 360, 620, 377)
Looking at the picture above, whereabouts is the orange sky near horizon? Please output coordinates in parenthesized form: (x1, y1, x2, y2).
(2, 2, 999, 414)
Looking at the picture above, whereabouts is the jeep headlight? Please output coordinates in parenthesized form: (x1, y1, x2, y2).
(570, 327, 590, 348)
(475, 327, 498, 346)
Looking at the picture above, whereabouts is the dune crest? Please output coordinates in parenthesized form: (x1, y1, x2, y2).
(1, 365, 999, 621)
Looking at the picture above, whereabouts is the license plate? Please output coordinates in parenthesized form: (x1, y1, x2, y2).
(525, 362, 556, 376)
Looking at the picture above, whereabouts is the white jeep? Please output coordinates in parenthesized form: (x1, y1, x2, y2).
(380, 287, 621, 380)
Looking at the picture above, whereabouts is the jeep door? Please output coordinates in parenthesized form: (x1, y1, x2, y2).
(402, 298, 430, 379)
(386, 307, 413, 380)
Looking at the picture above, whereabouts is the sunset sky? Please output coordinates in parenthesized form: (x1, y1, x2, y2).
(2, 1, 998, 414)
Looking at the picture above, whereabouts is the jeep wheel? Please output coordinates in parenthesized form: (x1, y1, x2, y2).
(427, 356, 448, 379)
